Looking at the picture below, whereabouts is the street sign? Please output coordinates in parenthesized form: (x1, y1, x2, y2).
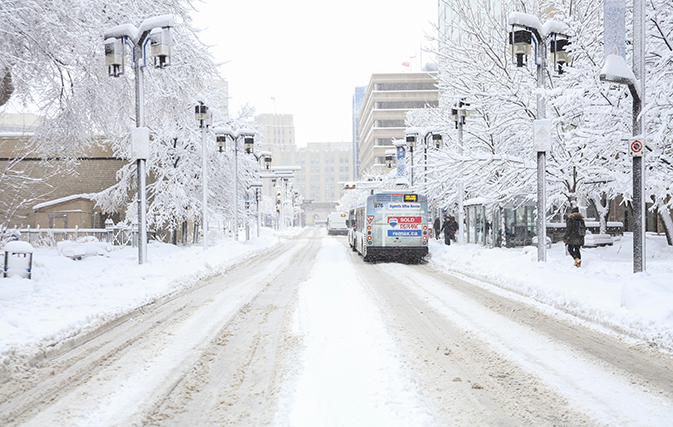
(628, 137, 645, 157)
(533, 119, 552, 152)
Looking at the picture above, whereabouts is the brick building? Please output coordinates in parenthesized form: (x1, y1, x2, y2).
(1, 134, 124, 230)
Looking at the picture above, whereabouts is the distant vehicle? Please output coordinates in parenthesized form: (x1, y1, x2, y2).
(353, 191, 429, 262)
(347, 208, 357, 250)
(327, 212, 348, 235)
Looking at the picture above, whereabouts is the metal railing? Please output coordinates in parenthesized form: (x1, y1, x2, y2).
(5, 224, 153, 248)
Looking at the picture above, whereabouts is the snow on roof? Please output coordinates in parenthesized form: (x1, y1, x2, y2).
(464, 197, 488, 206)
(33, 194, 96, 211)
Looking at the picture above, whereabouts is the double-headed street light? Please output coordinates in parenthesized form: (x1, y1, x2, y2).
(213, 127, 257, 242)
(404, 127, 443, 186)
(507, 12, 570, 262)
(104, 15, 174, 264)
(450, 100, 470, 245)
(385, 150, 396, 169)
(195, 96, 212, 250)
(405, 128, 420, 186)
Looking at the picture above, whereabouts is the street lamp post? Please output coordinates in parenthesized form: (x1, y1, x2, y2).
(213, 127, 256, 242)
(234, 129, 255, 241)
(249, 181, 263, 238)
(104, 15, 174, 265)
(451, 102, 469, 245)
(508, 12, 569, 262)
(248, 152, 271, 238)
(405, 131, 417, 186)
(599, 0, 646, 273)
(260, 166, 301, 231)
(195, 97, 212, 250)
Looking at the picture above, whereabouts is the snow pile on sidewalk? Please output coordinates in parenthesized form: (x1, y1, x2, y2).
(0, 228, 300, 365)
(429, 233, 673, 351)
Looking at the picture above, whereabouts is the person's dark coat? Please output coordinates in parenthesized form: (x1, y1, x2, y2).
(433, 217, 441, 234)
(564, 212, 586, 246)
(441, 217, 458, 239)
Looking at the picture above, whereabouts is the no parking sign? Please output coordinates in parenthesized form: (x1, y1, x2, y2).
(628, 137, 645, 157)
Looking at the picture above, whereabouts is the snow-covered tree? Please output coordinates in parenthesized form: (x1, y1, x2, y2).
(0, 0, 248, 243)
(421, 0, 671, 242)
(644, 0, 673, 244)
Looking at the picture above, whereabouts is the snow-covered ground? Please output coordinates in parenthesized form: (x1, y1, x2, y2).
(429, 232, 673, 351)
(1, 228, 673, 425)
(1, 229, 672, 364)
(0, 228, 296, 362)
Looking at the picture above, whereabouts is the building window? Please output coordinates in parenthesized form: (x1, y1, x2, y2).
(345, 166, 349, 172)
(316, 167, 320, 173)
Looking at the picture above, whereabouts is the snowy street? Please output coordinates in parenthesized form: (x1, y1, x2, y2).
(1, 228, 672, 426)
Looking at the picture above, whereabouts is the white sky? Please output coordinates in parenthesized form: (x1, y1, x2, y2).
(192, 0, 438, 145)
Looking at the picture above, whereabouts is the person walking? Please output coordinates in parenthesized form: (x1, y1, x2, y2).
(564, 207, 586, 267)
(440, 215, 458, 245)
(433, 217, 441, 240)
(449, 216, 458, 242)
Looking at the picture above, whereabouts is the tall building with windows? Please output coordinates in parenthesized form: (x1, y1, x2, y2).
(254, 114, 352, 224)
(357, 71, 438, 174)
(255, 113, 295, 149)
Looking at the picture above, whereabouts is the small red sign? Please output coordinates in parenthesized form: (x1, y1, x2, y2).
(389, 216, 421, 224)
(367, 215, 374, 224)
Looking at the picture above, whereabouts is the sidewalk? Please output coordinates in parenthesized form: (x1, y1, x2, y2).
(428, 233, 673, 352)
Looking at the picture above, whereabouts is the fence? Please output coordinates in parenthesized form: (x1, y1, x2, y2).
(5, 223, 153, 248)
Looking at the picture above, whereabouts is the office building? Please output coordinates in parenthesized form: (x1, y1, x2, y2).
(254, 113, 352, 225)
(357, 71, 438, 174)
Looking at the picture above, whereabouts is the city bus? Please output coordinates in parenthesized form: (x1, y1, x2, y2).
(352, 191, 429, 262)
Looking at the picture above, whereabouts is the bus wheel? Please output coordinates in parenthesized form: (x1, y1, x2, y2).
(363, 246, 371, 262)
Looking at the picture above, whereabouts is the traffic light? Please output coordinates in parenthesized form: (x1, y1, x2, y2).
(276, 191, 281, 213)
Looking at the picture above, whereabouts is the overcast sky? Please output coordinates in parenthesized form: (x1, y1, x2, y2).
(192, 0, 438, 145)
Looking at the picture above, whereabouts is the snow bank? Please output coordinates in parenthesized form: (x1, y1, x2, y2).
(429, 233, 673, 351)
(0, 228, 301, 373)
